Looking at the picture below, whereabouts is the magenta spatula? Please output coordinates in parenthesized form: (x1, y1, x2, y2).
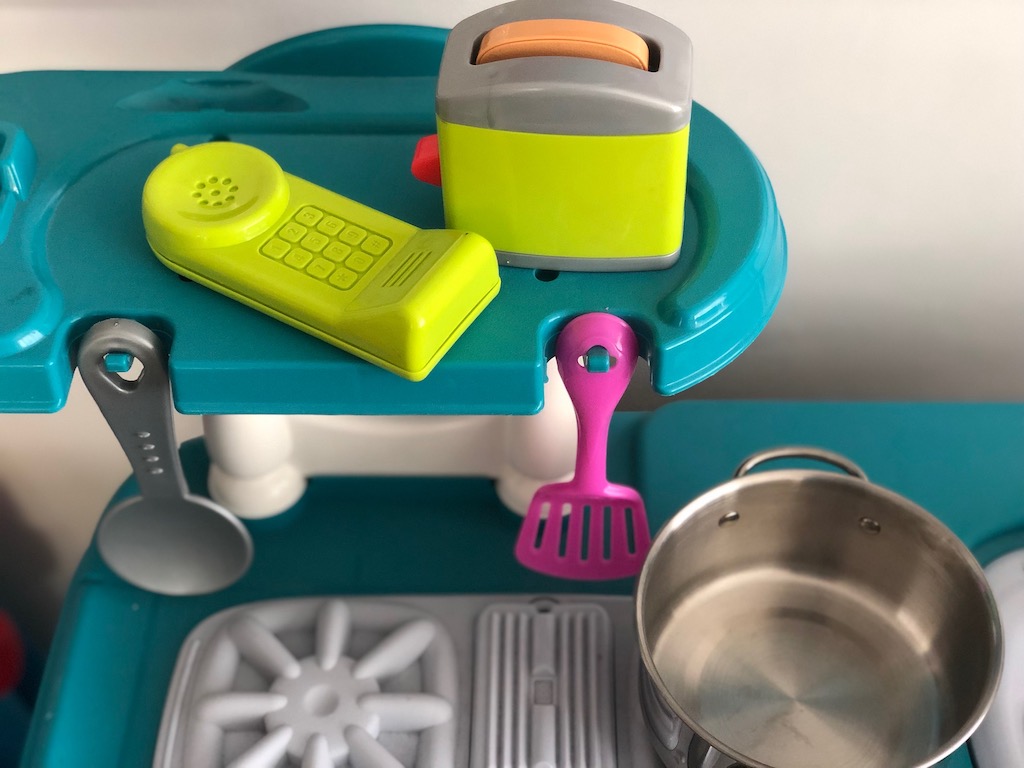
(515, 313, 651, 580)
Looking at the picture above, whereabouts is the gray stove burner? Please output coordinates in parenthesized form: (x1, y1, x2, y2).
(154, 595, 662, 768)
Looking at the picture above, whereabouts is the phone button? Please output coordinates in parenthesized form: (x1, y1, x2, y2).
(261, 238, 290, 259)
(363, 235, 391, 256)
(284, 248, 313, 269)
(306, 258, 335, 279)
(279, 222, 307, 243)
(346, 252, 374, 273)
(339, 226, 366, 246)
(329, 269, 358, 290)
(302, 232, 329, 253)
(317, 216, 345, 236)
(324, 242, 352, 262)
(295, 207, 324, 227)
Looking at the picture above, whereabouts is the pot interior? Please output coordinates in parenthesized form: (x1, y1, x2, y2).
(638, 472, 1000, 768)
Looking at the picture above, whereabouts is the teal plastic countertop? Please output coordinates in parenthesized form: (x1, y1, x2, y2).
(0, 25, 785, 415)
(22, 402, 1024, 768)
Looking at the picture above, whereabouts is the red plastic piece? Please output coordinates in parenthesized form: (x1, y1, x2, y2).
(410, 134, 442, 186)
(0, 611, 24, 694)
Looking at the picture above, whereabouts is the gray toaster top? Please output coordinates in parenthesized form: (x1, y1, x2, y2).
(436, 0, 693, 136)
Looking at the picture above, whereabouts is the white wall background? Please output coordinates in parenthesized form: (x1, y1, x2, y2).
(0, 0, 1022, 647)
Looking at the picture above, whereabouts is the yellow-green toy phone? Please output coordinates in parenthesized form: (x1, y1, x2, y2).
(141, 142, 500, 381)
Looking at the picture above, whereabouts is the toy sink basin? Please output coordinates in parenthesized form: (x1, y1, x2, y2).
(436, 0, 692, 271)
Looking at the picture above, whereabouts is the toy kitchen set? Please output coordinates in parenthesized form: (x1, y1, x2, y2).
(1, 1, 1022, 767)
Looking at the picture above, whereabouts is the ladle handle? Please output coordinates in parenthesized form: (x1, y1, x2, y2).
(733, 446, 868, 481)
(78, 318, 189, 500)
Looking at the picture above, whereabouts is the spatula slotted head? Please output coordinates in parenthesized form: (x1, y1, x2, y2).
(515, 481, 651, 580)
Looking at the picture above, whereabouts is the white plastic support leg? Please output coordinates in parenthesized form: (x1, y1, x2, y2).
(202, 359, 576, 519)
(203, 414, 307, 519)
(495, 358, 577, 514)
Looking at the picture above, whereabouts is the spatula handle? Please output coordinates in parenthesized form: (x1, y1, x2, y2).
(555, 313, 639, 492)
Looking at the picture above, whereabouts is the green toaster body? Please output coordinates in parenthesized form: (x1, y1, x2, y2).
(436, 0, 693, 271)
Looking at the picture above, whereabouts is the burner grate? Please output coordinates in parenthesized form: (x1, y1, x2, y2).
(154, 599, 458, 768)
(471, 602, 616, 768)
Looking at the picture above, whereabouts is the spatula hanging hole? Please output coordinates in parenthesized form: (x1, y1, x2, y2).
(589, 346, 612, 373)
(577, 345, 615, 373)
(626, 507, 636, 553)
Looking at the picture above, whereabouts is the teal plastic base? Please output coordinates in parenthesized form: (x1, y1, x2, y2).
(0, 25, 784, 415)
(23, 403, 1024, 768)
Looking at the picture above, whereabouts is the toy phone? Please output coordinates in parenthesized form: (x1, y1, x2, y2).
(141, 141, 500, 381)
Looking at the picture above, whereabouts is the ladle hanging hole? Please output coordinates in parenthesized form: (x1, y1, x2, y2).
(103, 351, 144, 381)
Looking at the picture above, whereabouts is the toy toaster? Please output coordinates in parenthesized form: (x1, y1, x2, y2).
(435, 0, 693, 271)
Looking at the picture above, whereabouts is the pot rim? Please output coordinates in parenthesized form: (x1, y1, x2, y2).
(635, 464, 1004, 768)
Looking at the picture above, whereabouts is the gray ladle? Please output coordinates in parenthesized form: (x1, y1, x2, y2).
(78, 318, 253, 595)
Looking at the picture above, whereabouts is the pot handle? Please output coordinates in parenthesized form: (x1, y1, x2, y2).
(734, 446, 868, 481)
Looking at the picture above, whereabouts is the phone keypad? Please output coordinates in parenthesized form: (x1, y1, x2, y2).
(263, 207, 393, 291)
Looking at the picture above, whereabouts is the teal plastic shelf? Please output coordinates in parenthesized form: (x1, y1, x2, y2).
(21, 402, 1024, 768)
(0, 25, 785, 415)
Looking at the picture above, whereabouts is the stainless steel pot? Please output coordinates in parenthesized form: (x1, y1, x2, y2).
(636, 447, 1003, 768)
